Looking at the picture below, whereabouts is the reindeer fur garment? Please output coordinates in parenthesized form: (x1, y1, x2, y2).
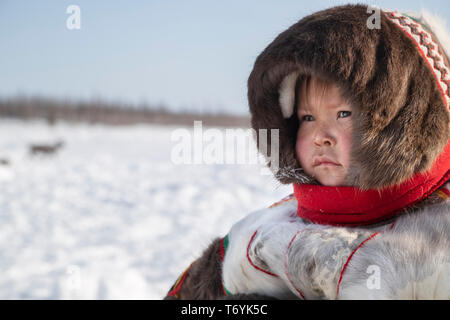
(249, 5, 449, 190)
(165, 4, 450, 300)
(229, 190, 450, 299)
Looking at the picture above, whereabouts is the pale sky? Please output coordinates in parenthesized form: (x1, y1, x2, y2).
(1, 0, 448, 114)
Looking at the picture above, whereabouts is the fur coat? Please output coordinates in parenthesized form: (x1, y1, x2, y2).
(165, 4, 450, 300)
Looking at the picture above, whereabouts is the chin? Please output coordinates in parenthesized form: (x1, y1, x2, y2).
(321, 181, 342, 187)
(317, 176, 345, 187)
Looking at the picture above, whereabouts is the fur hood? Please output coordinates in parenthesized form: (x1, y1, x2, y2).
(248, 4, 450, 190)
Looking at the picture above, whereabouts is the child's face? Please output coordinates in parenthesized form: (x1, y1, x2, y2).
(295, 79, 353, 186)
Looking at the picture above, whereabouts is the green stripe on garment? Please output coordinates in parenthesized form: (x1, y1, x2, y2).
(223, 234, 229, 251)
(221, 234, 233, 295)
(223, 283, 233, 296)
(402, 13, 433, 34)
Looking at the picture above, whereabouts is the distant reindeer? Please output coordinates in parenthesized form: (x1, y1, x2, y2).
(0, 158, 9, 166)
(29, 140, 65, 156)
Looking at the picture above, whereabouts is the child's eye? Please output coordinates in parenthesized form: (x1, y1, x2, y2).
(338, 111, 351, 118)
(301, 115, 314, 122)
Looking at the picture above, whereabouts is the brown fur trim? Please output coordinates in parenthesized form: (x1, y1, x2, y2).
(164, 238, 225, 300)
(248, 4, 449, 190)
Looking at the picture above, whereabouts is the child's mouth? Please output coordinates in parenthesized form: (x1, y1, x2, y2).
(313, 156, 341, 167)
(317, 162, 340, 167)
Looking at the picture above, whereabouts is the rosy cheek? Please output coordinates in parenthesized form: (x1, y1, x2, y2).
(295, 132, 309, 167)
(295, 139, 301, 162)
(340, 130, 353, 166)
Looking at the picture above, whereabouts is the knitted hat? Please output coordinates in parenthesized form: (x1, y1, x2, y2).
(248, 4, 450, 190)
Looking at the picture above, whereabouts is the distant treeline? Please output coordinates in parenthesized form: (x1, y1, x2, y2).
(0, 96, 251, 128)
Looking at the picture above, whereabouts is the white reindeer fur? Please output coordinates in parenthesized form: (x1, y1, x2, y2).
(278, 71, 299, 119)
(222, 199, 299, 299)
(222, 195, 450, 299)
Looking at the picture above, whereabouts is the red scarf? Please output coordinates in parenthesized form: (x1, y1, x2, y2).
(294, 141, 450, 226)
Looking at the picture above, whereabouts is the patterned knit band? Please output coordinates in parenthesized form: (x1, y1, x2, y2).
(385, 11, 450, 108)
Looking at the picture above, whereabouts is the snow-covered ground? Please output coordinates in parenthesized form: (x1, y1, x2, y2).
(0, 119, 292, 299)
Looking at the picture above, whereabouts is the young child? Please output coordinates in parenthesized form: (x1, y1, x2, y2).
(294, 75, 354, 188)
(165, 4, 450, 299)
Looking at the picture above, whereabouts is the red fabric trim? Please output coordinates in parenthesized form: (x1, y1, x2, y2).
(284, 230, 306, 300)
(269, 194, 295, 208)
(246, 231, 279, 278)
(219, 237, 225, 260)
(388, 221, 397, 231)
(336, 232, 380, 298)
(221, 282, 228, 296)
(169, 236, 230, 298)
(294, 140, 450, 226)
(167, 263, 193, 298)
(219, 236, 232, 296)
(219, 237, 226, 295)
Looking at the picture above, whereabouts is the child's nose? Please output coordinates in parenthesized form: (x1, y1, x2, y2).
(313, 127, 335, 147)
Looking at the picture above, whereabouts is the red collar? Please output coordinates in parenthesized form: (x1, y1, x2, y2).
(294, 141, 450, 226)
